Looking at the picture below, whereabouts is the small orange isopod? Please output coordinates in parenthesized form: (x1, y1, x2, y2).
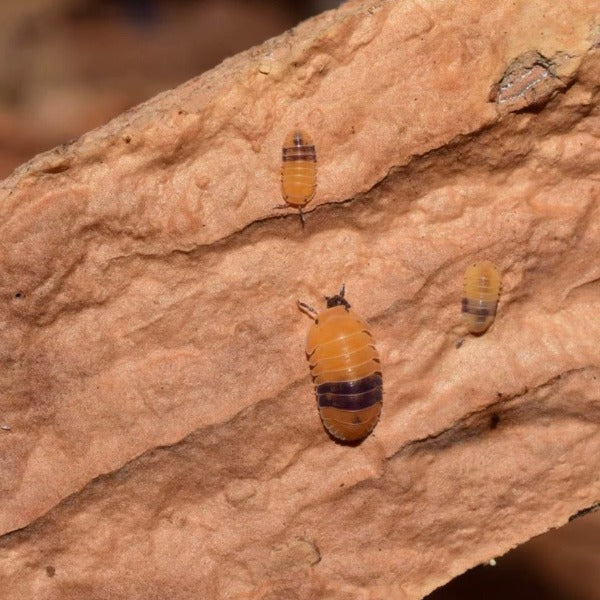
(298, 285, 382, 442)
(280, 130, 317, 224)
(461, 261, 501, 333)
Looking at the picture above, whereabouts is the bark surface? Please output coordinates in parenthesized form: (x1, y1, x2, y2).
(1, 1, 599, 598)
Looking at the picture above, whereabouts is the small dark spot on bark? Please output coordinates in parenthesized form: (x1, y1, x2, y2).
(339, 483, 344, 487)
(496, 391, 503, 398)
(489, 413, 500, 430)
(45, 566, 56, 577)
(14, 291, 24, 300)
(124, 135, 131, 144)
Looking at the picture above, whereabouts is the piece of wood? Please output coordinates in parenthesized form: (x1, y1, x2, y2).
(1, 1, 599, 598)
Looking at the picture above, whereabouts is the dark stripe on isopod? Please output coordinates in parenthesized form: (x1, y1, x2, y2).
(317, 386, 382, 410)
(461, 298, 496, 317)
(282, 155, 316, 162)
(282, 147, 316, 161)
(316, 373, 382, 396)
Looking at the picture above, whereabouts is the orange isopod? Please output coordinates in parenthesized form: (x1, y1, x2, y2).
(461, 261, 501, 333)
(280, 130, 317, 223)
(298, 285, 382, 442)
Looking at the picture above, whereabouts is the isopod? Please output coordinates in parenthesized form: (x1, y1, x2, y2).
(461, 260, 501, 333)
(279, 130, 317, 224)
(298, 285, 382, 442)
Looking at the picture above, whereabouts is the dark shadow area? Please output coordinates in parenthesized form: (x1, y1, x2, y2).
(426, 559, 564, 600)
(427, 509, 600, 600)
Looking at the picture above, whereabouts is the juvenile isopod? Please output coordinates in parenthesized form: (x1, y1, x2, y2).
(298, 285, 382, 442)
(278, 130, 317, 225)
(461, 260, 501, 333)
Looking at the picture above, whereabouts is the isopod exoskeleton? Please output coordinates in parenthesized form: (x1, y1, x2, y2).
(280, 130, 316, 223)
(461, 261, 501, 334)
(298, 285, 382, 442)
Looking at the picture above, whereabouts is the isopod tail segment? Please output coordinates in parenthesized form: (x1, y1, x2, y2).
(298, 284, 383, 444)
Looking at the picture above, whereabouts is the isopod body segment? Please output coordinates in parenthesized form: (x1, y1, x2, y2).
(281, 130, 317, 210)
(461, 260, 501, 333)
(299, 286, 382, 442)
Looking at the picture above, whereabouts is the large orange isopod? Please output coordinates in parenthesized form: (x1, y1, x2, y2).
(461, 260, 501, 333)
(281, 130, 316, 223)
(298, 285, 382, 442)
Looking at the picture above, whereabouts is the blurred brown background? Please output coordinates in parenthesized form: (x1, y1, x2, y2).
(428, 509, 600, 599)
(0, 0, 339, 177)
(0, 1, 598, 597)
